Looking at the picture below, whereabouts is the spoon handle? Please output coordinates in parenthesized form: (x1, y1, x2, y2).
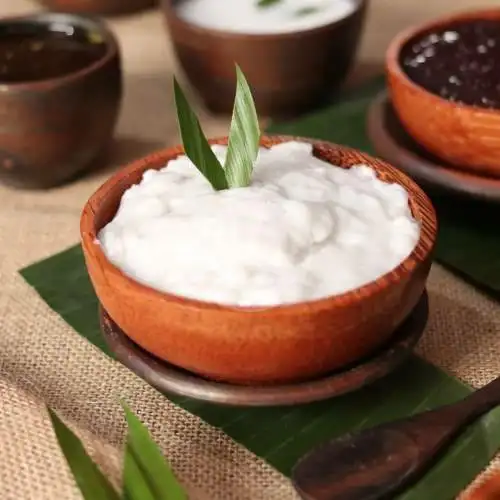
(401, 374, 500, 452)
(459, 374, 500, 416)
(375, 374, 500, 470)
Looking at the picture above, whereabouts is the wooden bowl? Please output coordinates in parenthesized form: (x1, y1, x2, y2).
(386, 8, 500, 178)
(100, 292, 428, 406)
(37, 0, 158, 16)
(80, 136, 437, 385)
(0, 13, 122, 189)
(465, 471, 500, 500)
(162, 0, 368, 118)
(367, 91, 500, 204)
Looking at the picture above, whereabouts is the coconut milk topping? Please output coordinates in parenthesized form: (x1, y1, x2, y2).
(176, 0, 358, 35)
(99, 142, 420, 306)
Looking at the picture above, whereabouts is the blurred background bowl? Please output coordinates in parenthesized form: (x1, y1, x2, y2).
(162, 0, 368, 119)
(0, 13, 122, 189)
(386, 8, 500, 178)
(37, 0, 158, 16)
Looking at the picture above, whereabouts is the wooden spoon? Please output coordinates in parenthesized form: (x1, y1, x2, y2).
(292, 375, 500, 500)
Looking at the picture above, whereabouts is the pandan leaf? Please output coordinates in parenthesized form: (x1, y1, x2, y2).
(48, 408, 119, 500)
(257, 0, 281, 7)
(294, 6, 319, 16)
(224, 65, 261, 188)
(122, 451, 157, 500)
(122, 402, 187, 500)
(173, 78, 228, 191)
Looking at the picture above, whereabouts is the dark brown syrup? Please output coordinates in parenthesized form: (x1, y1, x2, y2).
(0, 21, 107, 83)
(401, 19, 500, 109)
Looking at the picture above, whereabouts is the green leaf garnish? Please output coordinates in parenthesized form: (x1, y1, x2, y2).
(122, 453, 157, 500)
(173, 65, 261, 190)
(48, 409, 119, 500)
(122, 402, 187, 500)
(224, 65, 261, 188)
(49, 404, 188, 500)
(173, 78, 228, 190)
(257, 0, 281, 7)
(88, 31, 105, 44)
(294, 6, 320, 16)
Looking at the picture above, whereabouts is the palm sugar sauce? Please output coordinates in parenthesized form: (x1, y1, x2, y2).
(400, 18, 500, 109)
(0, 20, 107, 83)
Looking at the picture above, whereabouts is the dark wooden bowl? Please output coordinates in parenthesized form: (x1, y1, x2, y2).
(80, 136, 437, 385)
(37, 0, 158, 16)
(0, 13, 122, 189)
(162, 0, 368, 118)
(386, 8, 500, 178)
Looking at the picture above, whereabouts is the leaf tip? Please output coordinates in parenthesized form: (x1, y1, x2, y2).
(234, 63, 248, 86)
(172, 77, 182, 103)
(47, 406, 62, 429)
(120, 400, 136, 422)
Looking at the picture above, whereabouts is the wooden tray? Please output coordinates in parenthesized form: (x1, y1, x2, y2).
(100, 292, 429, 407)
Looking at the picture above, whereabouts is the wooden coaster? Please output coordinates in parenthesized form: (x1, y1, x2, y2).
(100, 292, 428, 407)
(367, 92, 500, 204)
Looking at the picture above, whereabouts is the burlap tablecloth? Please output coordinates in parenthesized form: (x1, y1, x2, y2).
(1, 1, 500, 498)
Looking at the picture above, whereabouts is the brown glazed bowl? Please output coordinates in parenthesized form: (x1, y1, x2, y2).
(162, 0, 368, 118)
(80, 136, 437, 385)
(387, 8, 500, 178)
(38, 0, 158, 16)
(0, 13, 122, 189)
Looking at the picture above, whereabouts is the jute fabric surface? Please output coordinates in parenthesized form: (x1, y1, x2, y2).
(1, 1, 499, 498)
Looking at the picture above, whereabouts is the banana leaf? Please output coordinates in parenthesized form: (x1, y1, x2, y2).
(21, 77, 500, 499)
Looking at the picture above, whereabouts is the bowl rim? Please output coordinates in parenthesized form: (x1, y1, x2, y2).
(162, 0, 367, 41)
(0, 12, 119, 91)
(386, 7, 500, 116)
(80, 135, 438, 314)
